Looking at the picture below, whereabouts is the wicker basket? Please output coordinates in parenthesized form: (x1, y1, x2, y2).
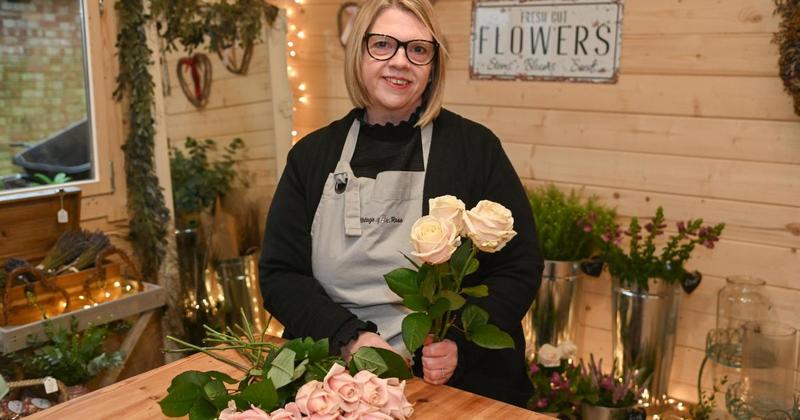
(6, 378, 69, 403)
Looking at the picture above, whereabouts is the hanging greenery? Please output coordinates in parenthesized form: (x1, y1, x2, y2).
(150, 0, 278, 54)
(114, 0, 278, 280)
(114, 0, 171, 281)
(774, 0, 800, 116)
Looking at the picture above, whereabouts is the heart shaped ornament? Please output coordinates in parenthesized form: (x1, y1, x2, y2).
(217, 42, 253, 75)
(177, 53, 212, 108)
(681, 270, 703, 294)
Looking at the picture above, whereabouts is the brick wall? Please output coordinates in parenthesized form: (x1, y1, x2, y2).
(0, 0, 87, 180)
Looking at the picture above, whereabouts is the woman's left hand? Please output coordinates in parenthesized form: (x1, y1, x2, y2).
(421, 336, 458, 385)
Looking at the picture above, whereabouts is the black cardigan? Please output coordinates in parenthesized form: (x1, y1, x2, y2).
(259, 108, 544, 406)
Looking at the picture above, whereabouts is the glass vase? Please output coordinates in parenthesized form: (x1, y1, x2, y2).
(711, 276, 772, 368)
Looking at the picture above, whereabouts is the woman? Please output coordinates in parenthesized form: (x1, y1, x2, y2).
(259, 0, 543, 407)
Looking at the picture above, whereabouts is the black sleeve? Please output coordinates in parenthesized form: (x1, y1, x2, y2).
(259, 145, 376, 355)
(446, 126, 544, 382)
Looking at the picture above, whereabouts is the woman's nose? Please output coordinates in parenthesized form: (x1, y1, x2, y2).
(388, 45, 411, 67)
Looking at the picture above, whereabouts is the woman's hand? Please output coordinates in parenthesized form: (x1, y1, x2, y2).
(340, 331, 403, 363)
(422, 336, 458, 385)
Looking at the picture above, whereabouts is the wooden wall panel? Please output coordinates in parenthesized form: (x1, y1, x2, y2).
(289, 0, 800, 402)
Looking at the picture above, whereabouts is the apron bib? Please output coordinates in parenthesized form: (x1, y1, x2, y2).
(311, 119, 432, 359)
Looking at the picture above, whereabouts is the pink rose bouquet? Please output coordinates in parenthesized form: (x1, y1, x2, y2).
(219, 364, 413, 420)
(384, 195, 516, 354)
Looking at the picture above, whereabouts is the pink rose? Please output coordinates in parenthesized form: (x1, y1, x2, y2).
(463, 200, 516, 253)
(307, 414, 339, 420)
(270, 402, 303, 420)
(429, 195, 466, 234)
(323, 363, 361, 412)
(409, 215, 461, 265)
(295, 380, 340, 416)
(219, 404, 272, 420)
(360, 411, 394, 420)
(353, 371, 389, 408)
(381, 378, 413, 419)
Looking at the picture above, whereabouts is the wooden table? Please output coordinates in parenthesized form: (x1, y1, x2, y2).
(31, 349, 549, 419)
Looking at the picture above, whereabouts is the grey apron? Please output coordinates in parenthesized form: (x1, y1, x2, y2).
(311, 119, 432, 360)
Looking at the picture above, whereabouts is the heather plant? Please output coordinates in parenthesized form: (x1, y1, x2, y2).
(579, 355, 643, 408)
(593, 206, 725, 291)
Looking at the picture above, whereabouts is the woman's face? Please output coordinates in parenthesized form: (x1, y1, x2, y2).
(361, 7, 434, 124)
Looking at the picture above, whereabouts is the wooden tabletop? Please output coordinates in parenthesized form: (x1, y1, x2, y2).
(30, 349, 549, 419)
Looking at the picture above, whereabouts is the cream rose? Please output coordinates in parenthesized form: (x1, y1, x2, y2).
(429, 195, 466, 235)
(322, 363, 360, 412)
(463, 200, 517, 253)
(353, 370, 389, 408)
(557, 341, 578, 360)
(295, 380, 340, 416)
(381, 378, 414, 419)
(218, 404, 271, 420)
(270, 402, 302, 420)
(537, 343, 562, 368)
(409, 215, 461, 265)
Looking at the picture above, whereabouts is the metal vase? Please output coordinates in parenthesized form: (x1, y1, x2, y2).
(611, 277, 681, 400)
(581, 404, 639, 420)
(216, 253, 269, 333)
(522, 260, 583, 359)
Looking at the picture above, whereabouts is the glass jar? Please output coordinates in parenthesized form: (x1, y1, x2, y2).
(710, 276, 772, 367)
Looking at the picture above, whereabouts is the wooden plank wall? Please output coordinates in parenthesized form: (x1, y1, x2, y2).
(162, 42, 279, 229)
(287, 0, 800, 401)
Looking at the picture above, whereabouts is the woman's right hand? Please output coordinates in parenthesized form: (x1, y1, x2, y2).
(340, 331, 405, 363)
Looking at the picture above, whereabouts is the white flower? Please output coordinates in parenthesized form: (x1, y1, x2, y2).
(409, 215, 461, 265)
(463, 200, 517, 253)
(537, 344, 561, 368)
(557, 341, 577, 360)
(429, 195, 466, 235)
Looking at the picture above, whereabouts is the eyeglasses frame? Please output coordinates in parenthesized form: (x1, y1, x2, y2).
(363, 33, 438, 66)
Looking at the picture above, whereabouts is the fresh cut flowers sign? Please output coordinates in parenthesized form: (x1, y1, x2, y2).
(470, 0, 623, 83)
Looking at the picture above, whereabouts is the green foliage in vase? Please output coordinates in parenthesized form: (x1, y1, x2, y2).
(690, 376, 727, 420)
(32, 172, 72, 186)
(527, 185, 616, 261)
(169, 137, 245, 221)
(593, 206, 725, 291)
(19, 318, 124, 386)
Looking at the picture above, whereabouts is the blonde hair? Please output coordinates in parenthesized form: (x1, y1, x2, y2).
(343, 0, 447, 127)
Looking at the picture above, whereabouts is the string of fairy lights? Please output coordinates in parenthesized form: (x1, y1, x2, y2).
(285, 0, 308, 141)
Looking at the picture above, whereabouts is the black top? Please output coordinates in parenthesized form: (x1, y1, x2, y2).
(259, 108, 544, 407)
(350, 108, 424, 178)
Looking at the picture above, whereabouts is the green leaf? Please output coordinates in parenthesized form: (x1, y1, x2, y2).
(420, 272, 435, 300)
(266, 348, 296, 389)
(384, 268, 419, 298)
(0, 375, 7, 400)
(401, 252, 421, 270)
(440, 291, 466, 310)
(449, 240, 473, 277)
(308, 338, 329, 363)
(403, 293, 430, 311)
(240, 380, 278, 411)
(206, 371, 238, 384)
(282, 338, 309, 360)
(461, 304, 489, 332)
(402, 312, 432, 353)
(371, 348, 413, 380)
(461, 285, 488, 298)
(159, 382, 202, 417)
(168, 371, 211, 393)
(202, 380, 228, 401)
(350, 347, 388, 376)
(465, 259, 479, 276)
(470, 324, 515, 350)
(187, 399, 217, 420)
(293, 359, 309, 380)
(428, 297, 450, 319)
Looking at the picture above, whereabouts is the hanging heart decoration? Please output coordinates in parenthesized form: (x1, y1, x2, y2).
(217, 42, 254, 75)
(177, 53, 212, 109)
(681, 270, 703, 294)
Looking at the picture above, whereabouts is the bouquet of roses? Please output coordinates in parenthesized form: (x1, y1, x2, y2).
(527, 342, 583, 416)
(159, 313, 412, 420)
(383, 196, 517, 354)
(219, 363, 413, 419)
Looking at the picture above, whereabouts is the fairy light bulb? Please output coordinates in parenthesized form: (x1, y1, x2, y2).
(287, 41, 294, 47)
(298, 83, 306, 91)
(291, 130, 298, 137)
(286, 8, 293, 17)
(298, 95, 309, 104)
(289, 24, 297, 32)
(289, 50, 297, 57)
(297, 30, 306, 39)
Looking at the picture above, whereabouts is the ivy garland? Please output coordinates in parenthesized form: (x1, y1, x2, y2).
(774, 0, 800, 116)
(114, 0, 278, 280)
(114, 0, 171, 281)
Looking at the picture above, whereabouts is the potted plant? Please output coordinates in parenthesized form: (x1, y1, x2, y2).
(578, 355, 645, 420)
(18, 318, 124, 398)
(525, 185, 615, 356)
(527, 341, 583, 418)
(592, 207, 724, 399)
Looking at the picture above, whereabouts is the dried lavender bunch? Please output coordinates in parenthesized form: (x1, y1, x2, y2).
(1, 258, 35, 287)
(38, 230, 91, 274)
(58, 230, 111, 274)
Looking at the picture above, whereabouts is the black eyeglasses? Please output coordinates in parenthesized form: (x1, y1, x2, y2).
(364, 33, 438, 66)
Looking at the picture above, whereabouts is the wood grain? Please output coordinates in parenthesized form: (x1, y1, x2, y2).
(30, 348, 549, 420)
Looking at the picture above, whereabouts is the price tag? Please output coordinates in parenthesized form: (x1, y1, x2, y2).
(43, 376, 58, 394)
(57, 208, 69, 224)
